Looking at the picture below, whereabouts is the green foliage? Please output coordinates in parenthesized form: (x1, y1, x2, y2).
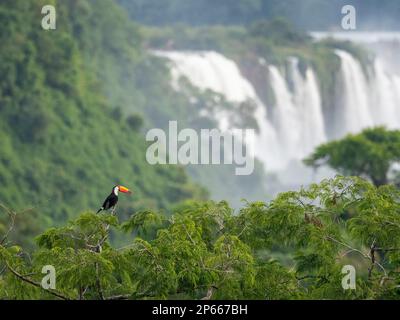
(0, 0, 206, 236)
(118, 0, 263, 26)
(304, 127, 400, 186)
(118, 0, 400, 31)
(1, 0, 399, 300)
(1, 176, 400, 299)
(126, 114, 144, 132)
(2, 0, 370, 224)
(249, 18, 310, 46)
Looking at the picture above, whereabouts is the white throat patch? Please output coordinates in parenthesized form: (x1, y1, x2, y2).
(113, 187, 119, 196)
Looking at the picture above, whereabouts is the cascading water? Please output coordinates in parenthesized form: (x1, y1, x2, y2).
(154, 44, 400, 179)
(265, 60, 329, 186)
(334, 50, 373, 136)
(370, 59, 400, 128)
(154, 50, 329, 172)
(334, 49, 400, 134)
(153, 50, 282, 171)
(270, 59, 326, 161)
(150, 33, 400, 204)
(301, 69, 327, 152)
(268, 65, 302, 163)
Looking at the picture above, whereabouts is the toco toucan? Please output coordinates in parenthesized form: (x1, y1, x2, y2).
(97, 185, 132, 214)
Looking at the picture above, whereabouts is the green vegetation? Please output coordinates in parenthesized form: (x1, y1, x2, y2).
(59, 0, 274, 208)
(1, 176, 400, 299)
(305, 127, 400, 187)
(1, 0, 399, 301)
(38, 1, 373, 211)
(117, 0, 400, 31)
(0, 0, 207, 239)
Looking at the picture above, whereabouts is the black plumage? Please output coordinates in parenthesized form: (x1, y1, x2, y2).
(97, 186, 119, 213)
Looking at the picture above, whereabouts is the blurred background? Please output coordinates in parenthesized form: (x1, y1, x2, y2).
(1, 0, 400, 245)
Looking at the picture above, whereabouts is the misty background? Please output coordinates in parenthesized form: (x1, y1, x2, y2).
(118, 0, 400, 30)
(114, 0, 400, 205)
(1, 0, 400, 238)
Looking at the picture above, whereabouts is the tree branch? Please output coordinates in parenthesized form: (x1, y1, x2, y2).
(5, 262, 70, 300)
(325, 235, 369, 259)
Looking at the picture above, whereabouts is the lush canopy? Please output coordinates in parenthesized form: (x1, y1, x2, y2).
(1, 176, 399, 299)
(304, 127, 400, 186)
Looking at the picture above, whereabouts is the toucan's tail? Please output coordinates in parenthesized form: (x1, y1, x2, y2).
(96, 207, 103, 214)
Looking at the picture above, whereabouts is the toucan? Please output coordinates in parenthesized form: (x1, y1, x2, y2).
(97, 185, 132, 214)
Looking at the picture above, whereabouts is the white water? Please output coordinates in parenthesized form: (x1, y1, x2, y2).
(314, 32, 400, 138)
(333, 50, 400, 136)
(370, 59, 400, 128)
(301, 68, 327, 152)
(154, 46, 400, 176)
(334, 50, 373, 136)
(154, 51, 253, 103)
(268, 65, 302, 162)
(153, 50, 282, 170)
(154, 50, 329, 171)
(271, 59, 326, 160)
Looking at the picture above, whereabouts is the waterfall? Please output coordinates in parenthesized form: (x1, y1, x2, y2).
(155, 47, 400, 177)
(334, 50, 373, 136)
(335, 50, 400, 134)
(301, 69, 327, 151)
(267, 60, 326, 163)
(314, 32, 400, 138)
(154, 50, 329, 172)
(285, 59, 326, 156)
(154, 51, 254, 102)
(370, 59, 400, 128)
(152, 50, 282, 171)
(268, 65, 302, 162)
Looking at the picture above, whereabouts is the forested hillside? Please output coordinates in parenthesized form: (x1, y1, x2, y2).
(118, 0, 400, 30)
(1, 0, 400, 301)
(0, 0, 207, 240)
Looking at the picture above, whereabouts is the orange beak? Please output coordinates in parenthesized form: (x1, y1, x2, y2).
(118, 186, 132, 194)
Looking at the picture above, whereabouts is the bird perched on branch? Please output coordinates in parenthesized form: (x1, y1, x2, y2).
(97, 185, 132, 214)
